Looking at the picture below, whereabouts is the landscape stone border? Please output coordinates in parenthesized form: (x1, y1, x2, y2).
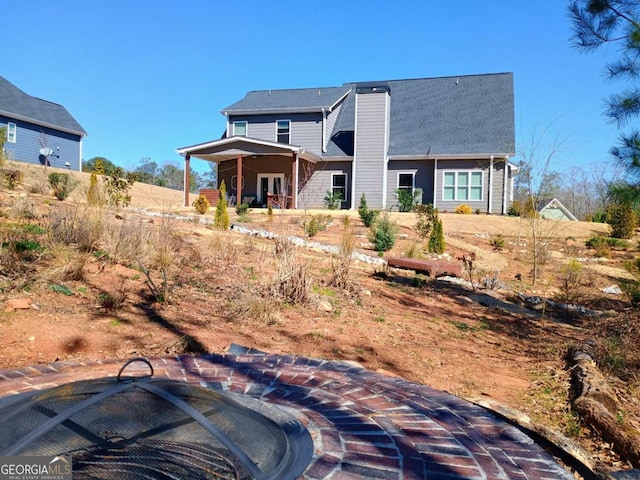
(0, 354, 575, 479)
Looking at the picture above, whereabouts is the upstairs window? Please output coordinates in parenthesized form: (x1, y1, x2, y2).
(7, 123, 16, 143)
(443, 171, 483, 201)
(397, 172, 415, 193)
(277, 120, 290, 144)
(233, 121, 247, 137)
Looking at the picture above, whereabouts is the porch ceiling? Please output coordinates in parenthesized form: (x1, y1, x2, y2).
(176, 136, 321, 163)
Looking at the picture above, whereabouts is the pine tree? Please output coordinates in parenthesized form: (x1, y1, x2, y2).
(87, 171, 101, 206)
(428, 218, 445, 254)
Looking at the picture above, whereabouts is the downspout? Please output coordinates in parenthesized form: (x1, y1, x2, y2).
(488, 155, 494, 214)
(321, 108, 326, 153)
(351, 95, 358, 211)
(433, 158, 438, 209)
(381, 92, 390, 209)
(502, 155, 509, 214)
(78, 137, 83, 171)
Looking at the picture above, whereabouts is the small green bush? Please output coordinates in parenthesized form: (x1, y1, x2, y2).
(586, 235, 629, 249)
(455, 204, 472, 215)
(395, 188, 422, 212)
(323, 191, 342, 210)
(370, 213, 398, 252)
(489, 234, 506, 251)
(48, 172, 78, 200)
(235, 202, 249, 215)
(358, 193, 379, 227)
(414, 203, 438, 240)
(193, 194, 210, 214)
(305, 214, 331, 238)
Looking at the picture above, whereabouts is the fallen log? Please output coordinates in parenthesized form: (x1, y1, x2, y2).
(386, 257, 462, 277)
(568, 340, 640, 469)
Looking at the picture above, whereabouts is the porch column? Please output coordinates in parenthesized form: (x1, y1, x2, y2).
(291, 152, 298, 209)
(237, 154, 243, 205)
(184, 154, 191, 207)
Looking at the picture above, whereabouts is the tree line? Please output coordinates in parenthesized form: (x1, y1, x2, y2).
(82, 157, 216, 193)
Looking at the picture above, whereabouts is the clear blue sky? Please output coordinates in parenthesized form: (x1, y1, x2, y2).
(1, 1, 622, 175)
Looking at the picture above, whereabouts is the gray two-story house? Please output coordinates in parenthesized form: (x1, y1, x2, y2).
(0, 76, 87, 171)
(177, 72, 516, 213)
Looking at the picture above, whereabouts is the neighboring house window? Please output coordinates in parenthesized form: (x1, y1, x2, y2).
(277, 120, 290, 144)
(233, 121, 247, 136)
(7, 123, 16, 143)
(397, 172, 415, 193)
(443, 171, 483, 201)
(332, 173, 347, 202)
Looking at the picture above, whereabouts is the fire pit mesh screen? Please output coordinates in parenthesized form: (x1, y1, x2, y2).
(0, 359, 313, 480)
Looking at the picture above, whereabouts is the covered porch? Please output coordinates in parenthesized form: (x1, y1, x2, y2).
(177, 137, 321, 208)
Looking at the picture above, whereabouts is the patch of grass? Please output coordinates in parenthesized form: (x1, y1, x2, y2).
(313, 285, 337, 297)
(50, 284, 73, 296)
(373, 316, 386, 323)
(108, 318, 121, 327)
(20, 224, 47, 235)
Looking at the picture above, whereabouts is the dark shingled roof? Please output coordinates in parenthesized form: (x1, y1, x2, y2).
(327, 73, 514, 157)
(222, 86, 351, 114)
(222, 73, 515, 158)
(0, 76, 86, 136)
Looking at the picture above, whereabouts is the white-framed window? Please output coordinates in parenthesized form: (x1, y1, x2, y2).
(233, 121, 247, 136)
(397, 172, 415, 193)
(331, 173, 347, 202)
(7, 123, 16, 143)
(443, 171, 483, 201)
(276, 120, 290, 144)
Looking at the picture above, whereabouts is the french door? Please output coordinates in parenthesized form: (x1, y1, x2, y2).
(257, 174, 285, 204)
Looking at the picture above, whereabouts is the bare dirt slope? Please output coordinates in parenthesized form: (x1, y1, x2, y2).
(1, 162, 639, 474)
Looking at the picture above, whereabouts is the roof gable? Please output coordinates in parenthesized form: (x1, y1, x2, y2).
(0, 76, 86, 136)
(222, 86, 351, 115)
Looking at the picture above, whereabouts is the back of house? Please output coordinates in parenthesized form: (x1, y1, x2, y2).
(178, 72, 516, 213)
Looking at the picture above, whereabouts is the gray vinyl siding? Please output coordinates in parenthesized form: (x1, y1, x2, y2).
(353, 92, 389, 209)
(435, 159, 512, 213)
(1, 115, 82, 170)
(298, 160, 352, 210)
(386, 160, 434, 211)
(324, 103, 341, 151)
(229, 112, 323, 154)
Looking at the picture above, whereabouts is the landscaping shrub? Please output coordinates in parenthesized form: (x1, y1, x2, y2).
(428, 218, 445, 254)
(358, 193, 379, 227)
(370, 213, 398, 252)
(606, 202, 637, 239)
(1, 169, 24, 190)
(193, 194, 210, 214)
(305, 214, 330, 238)
(323, 191, 342, 210)
(489, 234, 506, 251)
(414, 203, 438, 240)
(455, 204, 472, 215)
(87, 171, 103, 206)
(48, 172, 78, 200)
(330, 216, 356, 290)
(508, 198, 537, 218)
(235, 202, 249, 215)
(103, 167, 135, 208)
(214, 180, 230, 230)
(395, 188, 422, 212)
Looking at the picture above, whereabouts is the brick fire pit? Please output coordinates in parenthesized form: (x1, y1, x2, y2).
(0, 354, 574, 479)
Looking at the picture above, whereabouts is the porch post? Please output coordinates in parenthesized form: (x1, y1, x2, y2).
(237, 154, 243, 205)
(184, 154, 191, 207)
(291, 152, 298, 209)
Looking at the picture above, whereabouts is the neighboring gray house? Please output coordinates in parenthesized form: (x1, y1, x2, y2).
(0, 76, 87, 171)
(177, 73, 516, 212)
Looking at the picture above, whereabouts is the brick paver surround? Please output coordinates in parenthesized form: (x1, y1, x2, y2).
(0, 354, 574, 479)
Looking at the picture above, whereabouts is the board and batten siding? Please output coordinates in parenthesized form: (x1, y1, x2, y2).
(386, 160, 435, 210)
(298, 160, 352, 210)
(353, 91, 389, 209)
(0, 115, 82, 170)
(229, 113, 323, 155)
